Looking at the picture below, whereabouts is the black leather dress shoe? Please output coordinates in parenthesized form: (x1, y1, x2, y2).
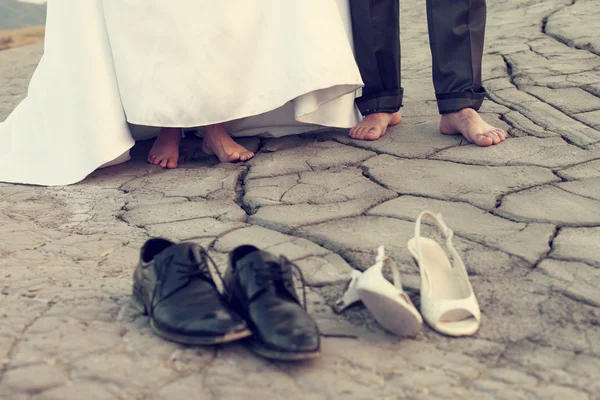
(224, 245, 320, 360)
(132, 238, 251, 345)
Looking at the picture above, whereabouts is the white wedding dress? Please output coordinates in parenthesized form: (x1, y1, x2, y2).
(0, 0, 363, 186)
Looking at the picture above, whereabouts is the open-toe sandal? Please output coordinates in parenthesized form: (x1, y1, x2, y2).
(407, 211, 481, 337)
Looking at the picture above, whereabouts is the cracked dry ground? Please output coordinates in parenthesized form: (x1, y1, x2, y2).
(1, 1, 600, 399)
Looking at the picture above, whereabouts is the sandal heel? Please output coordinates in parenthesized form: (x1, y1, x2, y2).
(335, 246, 422, 337)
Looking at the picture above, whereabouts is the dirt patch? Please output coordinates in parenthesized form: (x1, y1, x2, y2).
(0, 25, 44, 51)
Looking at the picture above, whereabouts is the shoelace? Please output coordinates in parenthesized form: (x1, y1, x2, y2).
(237, 255, 308, 310)
(169, 247, 226, 292)
(149, 246, 226, 313)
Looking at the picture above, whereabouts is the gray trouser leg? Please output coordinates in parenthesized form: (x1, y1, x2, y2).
(426, 0, 487, 114)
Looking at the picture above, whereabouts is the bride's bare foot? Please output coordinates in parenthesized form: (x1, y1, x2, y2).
(349, 111, 402, 141)
(440, 108, 507, 146)
(147, 128, 182, 168)
(201, 123, 255, 163)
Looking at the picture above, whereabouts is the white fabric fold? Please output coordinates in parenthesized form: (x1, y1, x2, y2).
(0, 0, 363, 186)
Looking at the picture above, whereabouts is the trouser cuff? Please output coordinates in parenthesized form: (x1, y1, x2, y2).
(355, 89, 404, 116)
(436, 88, 486, 114)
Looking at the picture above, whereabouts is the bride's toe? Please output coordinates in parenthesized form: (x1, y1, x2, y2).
(226, 152, 241, 163)
(240, 152, 254, 162)
(166, 158, 178, 169)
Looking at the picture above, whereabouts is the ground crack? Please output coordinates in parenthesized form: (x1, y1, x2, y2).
(542, 0, 599, 56)
(0, 298, 58, 384)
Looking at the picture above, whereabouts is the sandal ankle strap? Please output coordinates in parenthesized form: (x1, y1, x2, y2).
(413, 211, 468, 278)
(415, 211, 454, 242)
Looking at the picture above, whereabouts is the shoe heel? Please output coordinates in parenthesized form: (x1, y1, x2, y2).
(131, 287, 148, 315)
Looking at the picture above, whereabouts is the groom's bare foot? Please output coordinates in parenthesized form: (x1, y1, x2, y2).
(440, 108, 507, 146)
(349, 111, 402, 141)
(147, 128, 181, 168)
(202, 123, 255, 163)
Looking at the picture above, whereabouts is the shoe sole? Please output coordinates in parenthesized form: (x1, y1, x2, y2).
(131, 291, 252, 346)
(246, 338, 320, 361)
(150, 319, 252, 345)
(358, 290, 423, 338)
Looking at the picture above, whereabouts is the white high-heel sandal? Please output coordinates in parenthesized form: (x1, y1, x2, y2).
(407, 211, 481, 337)
(335, 246, 423, 337)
